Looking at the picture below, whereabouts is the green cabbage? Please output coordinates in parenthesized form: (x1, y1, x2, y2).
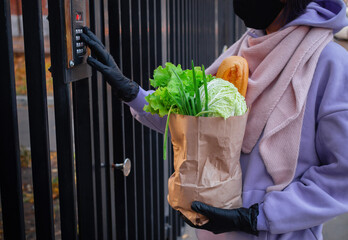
(199, 78, 247, 118)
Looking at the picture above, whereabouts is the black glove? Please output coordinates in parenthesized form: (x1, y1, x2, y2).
(184, 201, 259, 235)
(80, 27, 139, 102)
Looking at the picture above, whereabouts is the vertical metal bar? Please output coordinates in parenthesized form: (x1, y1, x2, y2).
(161, 0, 167, 65)
(175, 211, 180, 237)
(119, 1, 137, 239)
(168, 1, 175, 236)
(108, 0, 127, 237)
(161, 0, 173, 239)
(21, 0, 55, 238)
(165, 0, 170, 62)
(199, 0, 203, 64)
(177, 0, 181, 64)
(105, 82, 116, 240)
(159, 1, 167, 239)
(195, 0, 198, 63)
(183, 0, 187, 67)
(197, 0, 201, 64)
(137, 0, 152, 239)
(209, 0, 213, 64)
(192, 0, 195, 63)
(182, 0, 185, 65)
(153, 143, 161, 240)
(208, 0, 212, 62)
(173, 0, 177, 64)
(146, 0, 155, 238)
(205, 0, 211, 63)
(130, 0, 140, 235)
(131, 0, 147, 238)
(207, 0, 211, 65)
(214, 0, 219, 59)
(0, 1, 26, 239)
(137, 0, 149, 239)
(129, 0, 139, 239)
(154, 0, 164, 219)
(201, 0, 205, 64)
(188, 0, 192, 65)
(119, 15, 128, 240)
(103, 3, 116, 239)
(169, 0, 174, 63)
(89, 0, 109, 238)
(180, 0, 184, 67)
(73, 79, 98, 240)
(152, 0, 160, 238)
(46, 0, 78, 238)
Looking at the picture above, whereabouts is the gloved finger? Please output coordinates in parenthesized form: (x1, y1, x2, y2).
(87, 56, 109, 74)
(179, 214, 195, 228)
(250, 203, 259, 212)
(178, 212, 201, 229)
(191, 201, 216, 219)
(180, 216, 211, 232)
(196, 221, 215, 232)
(80, 33, 109, 64)
(83, 26, 105, 49)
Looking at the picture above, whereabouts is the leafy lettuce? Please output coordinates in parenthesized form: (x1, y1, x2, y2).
(143, 62, 215, 117)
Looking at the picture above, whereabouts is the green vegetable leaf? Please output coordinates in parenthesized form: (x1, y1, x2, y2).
(199, 78, 247, 118)
(150, 62, 184, 88)
(143, 62, 215, 117)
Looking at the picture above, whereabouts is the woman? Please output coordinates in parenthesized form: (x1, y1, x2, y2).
(81, 0, 348, 239)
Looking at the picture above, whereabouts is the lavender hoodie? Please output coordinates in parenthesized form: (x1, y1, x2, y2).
(126, 0, 348, 239)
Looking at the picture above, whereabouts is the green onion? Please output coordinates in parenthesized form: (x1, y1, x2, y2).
(172, 70, 193, 115)
(192, 60, 202, 114)
(163, 105, 174, 160)
(195, 110, 214, 117)
(190, 97, 197, 116)
(202, 65, 209, 116)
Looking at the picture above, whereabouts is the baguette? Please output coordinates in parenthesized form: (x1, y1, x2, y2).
(216, 56, 249, 97)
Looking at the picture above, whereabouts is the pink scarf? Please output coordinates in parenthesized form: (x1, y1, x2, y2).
(206, 26, 333, 191)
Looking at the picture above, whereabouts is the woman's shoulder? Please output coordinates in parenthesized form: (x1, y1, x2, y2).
(319, 41, 348, 66)
(314, 41, 348, 88)
(313, 41, 348, 119)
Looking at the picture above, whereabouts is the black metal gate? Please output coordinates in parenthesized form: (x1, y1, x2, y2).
(0, 0, 246, 239)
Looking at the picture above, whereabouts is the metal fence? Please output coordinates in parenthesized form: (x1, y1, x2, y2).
(0, 0, 245, 239)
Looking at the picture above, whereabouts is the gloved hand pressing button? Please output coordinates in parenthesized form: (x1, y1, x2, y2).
(80, 27, 139, 102)
(184, 201, 259, 236)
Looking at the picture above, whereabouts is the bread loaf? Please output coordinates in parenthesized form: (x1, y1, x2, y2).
(216, 56, 249, 97)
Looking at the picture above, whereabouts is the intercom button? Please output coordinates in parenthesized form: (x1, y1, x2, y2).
(76, 35, 81, 41)
(76, 28, 83, 34)
(76, 42, 84, 48)
(76, 48, 84, 55)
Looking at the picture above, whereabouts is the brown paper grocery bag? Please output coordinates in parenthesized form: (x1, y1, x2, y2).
(167, 111, 248, 226)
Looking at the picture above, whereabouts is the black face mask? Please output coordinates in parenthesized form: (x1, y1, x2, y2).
(233, 0, 285, 30)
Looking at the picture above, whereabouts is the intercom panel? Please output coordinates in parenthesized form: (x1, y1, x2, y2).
(65, 0, 90, 69)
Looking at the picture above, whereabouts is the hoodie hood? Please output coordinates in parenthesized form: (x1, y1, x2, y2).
(285, 0, 348, 33)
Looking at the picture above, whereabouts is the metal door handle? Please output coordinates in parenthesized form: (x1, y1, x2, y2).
(112, 158, 131, 177)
